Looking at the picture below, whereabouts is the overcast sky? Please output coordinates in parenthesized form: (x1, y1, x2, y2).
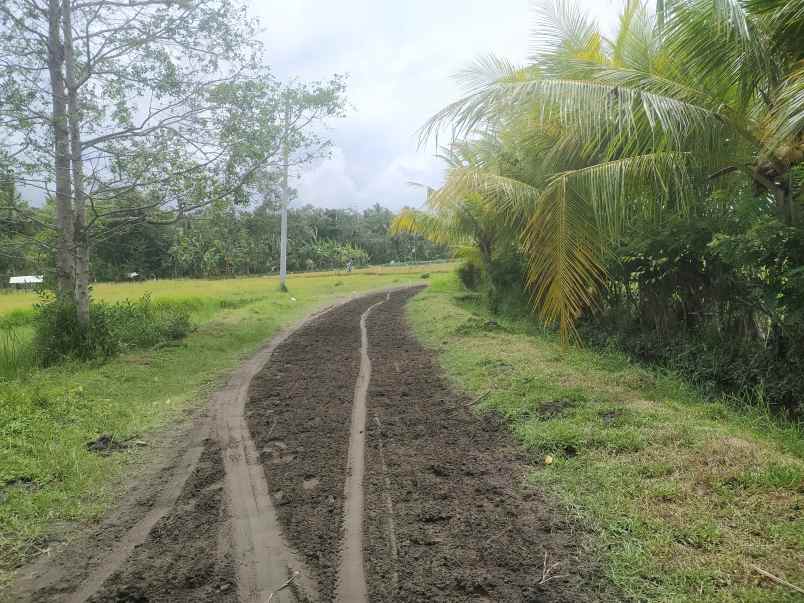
(251, 0, 622, 212)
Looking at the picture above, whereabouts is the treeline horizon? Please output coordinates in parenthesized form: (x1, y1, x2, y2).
(1, 199, 448, 285)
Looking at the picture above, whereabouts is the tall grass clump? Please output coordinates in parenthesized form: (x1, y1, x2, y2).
(32, 294, 193, 366)
(0, 326, 35, 380)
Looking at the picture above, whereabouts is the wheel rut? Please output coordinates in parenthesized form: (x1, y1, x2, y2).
(335, 296, 386, 602)
(10, 286, 615, 602)
(249, 286, 616, 601)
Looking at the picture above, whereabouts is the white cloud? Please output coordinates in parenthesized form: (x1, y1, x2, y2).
(293, 147, 358, 209)
(252, 0, 624, 210)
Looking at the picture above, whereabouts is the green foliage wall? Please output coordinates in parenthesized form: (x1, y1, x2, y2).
(578, 197, 804, 417)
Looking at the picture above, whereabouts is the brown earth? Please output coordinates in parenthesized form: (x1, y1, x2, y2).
(246, 293, 389, 599)
(9, 286, 616, 602)
(86, 442, 237, 602)
(362, 289, 612, 602)
(247, 287, 615, 602)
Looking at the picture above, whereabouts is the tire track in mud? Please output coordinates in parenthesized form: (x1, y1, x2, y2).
(214, 311, 330, 603)
(246, 293, 390, 600)
(250, 286, 616, 601)
(86, 442, 237, 602)
(334, 296, 386, 603)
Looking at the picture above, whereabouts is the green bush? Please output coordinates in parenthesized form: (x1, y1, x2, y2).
(579, 207, 804, 418)
(456, 261, 482, 290)
(32, 295, 192, 366)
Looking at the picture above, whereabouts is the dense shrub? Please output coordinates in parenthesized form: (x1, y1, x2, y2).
(457, 261, 482, 290)
(579, 205, 804, 418)
(32, 295, 192, 366)
(486, 249, 528, 314)
(458, 251, 530, 315)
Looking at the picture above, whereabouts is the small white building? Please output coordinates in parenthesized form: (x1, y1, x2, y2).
(8, 275, 43, 288)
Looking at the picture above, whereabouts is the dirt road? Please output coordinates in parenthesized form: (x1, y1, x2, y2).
(11, 287, 613, 602)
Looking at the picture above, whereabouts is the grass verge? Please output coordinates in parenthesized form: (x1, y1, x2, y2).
(407, 274, 803, 603)
(0, 268, 435, 590)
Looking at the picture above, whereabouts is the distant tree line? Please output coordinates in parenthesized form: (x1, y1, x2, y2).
(1, 199, 447, 283)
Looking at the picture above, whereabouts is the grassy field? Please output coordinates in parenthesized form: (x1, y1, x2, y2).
(0, 265, 447, 590)
(0, 264, 452, 379)
(0, 263, 453, 319)
(407, 274, 803, 603)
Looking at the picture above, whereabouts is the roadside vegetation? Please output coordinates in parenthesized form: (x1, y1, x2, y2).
(395, 0, 804, 419)
(409, 274, 803, 602)
(0, 265, 445, 588)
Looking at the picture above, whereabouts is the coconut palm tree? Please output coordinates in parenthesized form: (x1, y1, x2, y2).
(423, 0, 803, 342)
(391, 141, 519, 308)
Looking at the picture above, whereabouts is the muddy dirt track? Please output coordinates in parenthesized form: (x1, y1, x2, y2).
(11, 287, 614, 602)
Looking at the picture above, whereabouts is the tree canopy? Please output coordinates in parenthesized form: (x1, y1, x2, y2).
(421, 0, 804, 342)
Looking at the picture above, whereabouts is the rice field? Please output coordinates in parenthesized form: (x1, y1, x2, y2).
(0, 263, 453, 318)
(0, 263, 454, 380)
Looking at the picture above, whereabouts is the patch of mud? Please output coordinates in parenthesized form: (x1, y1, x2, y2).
(363, 289, 616, 601)
(0, 476, 40, 505)
(599, 408, 625, 426)
(86, 441, 236, 602)
(246, 294, 387, 598)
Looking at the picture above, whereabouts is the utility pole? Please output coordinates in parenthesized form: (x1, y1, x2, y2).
(279, 100, 289, 292)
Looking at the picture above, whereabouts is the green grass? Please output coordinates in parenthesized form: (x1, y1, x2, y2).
(407, 274, 803, 603)
(0, 266, 443, 590)
(0, 263, 455, 319)
(0, 264, 454, 380)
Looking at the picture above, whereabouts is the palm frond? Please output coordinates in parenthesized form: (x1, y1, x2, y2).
(523, 177, 604, 344)
(712, 0, 752, 39)
(524, 151, 704, 343)
(423, 72, 735, 155)
(746, 0, 804, 55)
(419, 62, 533, 144)
(764, 61, 804, 155)
(390, 208, 458, 246)
(454, 54, 528, 94)
(553, 151, 702, 236)
(664, 0, 778, 110)
(610, 0, 645, 67)
(529, 0, 603, 69)
(434, 166, 540, 226)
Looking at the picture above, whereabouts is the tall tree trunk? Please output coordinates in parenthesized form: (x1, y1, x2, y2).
(47, 0, 75, 298)
(61, 0, 90, 324)
(278, 101, 290, 292)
